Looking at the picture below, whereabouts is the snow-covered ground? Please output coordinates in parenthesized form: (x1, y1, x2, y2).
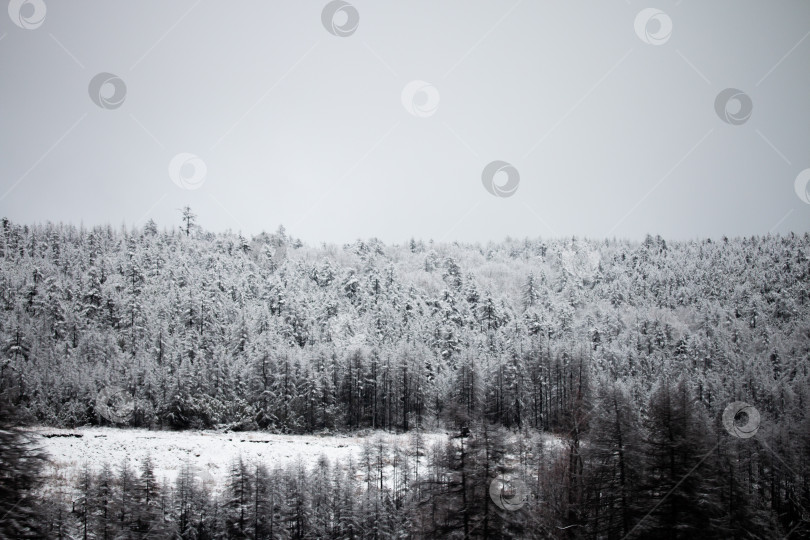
(27, 426, 565, 499)
(26, 426, 448, 494)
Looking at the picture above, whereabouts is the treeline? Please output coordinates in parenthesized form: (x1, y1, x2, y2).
(1, 216, 807, 435)
(5, 378, 809, 539)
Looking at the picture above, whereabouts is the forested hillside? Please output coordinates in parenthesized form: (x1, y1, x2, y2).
(1, 214, 810, 537)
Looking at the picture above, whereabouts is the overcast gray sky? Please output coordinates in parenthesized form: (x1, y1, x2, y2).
(1, 1, 809, 243)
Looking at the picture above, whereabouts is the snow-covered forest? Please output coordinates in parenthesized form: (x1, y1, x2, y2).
(1, 213, 809, 538)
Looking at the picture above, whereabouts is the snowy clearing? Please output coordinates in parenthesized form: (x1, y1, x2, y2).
(27, 426, 565, 495)
(27, 426, 450, 494)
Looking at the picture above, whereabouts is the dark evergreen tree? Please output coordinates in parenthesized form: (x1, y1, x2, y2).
(0, 401, 47, 538)
(631, 378, 724, 539)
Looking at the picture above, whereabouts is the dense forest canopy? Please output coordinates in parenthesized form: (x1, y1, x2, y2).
(1, 215, 807, 432)
(1, 214, 810, 538)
